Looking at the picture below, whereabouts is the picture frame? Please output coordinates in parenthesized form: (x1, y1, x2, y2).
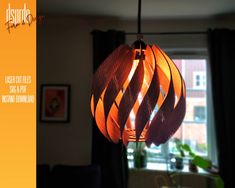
(40, 84, 70, 122)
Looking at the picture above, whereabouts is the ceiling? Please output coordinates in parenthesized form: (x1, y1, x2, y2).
(38, 0, 235, 19)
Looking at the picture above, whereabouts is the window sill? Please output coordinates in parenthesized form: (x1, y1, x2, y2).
(128, 161, 209, 174)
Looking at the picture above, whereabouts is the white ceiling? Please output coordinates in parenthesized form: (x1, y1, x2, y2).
(38, 0, 235, 19)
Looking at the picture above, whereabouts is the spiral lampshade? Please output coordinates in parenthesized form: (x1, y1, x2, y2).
(90, 41, 186, 147)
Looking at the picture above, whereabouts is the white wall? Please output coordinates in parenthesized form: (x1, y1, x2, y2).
(37, 15, 235, 165)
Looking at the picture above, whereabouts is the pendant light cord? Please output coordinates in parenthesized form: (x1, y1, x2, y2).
(138, 0, 141, 35)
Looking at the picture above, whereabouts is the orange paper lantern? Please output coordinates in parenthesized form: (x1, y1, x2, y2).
(90, 41, 186, 147)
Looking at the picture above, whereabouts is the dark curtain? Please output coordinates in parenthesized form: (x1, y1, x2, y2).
(91, 30, 128, 188)
(208, 29, 235, 188)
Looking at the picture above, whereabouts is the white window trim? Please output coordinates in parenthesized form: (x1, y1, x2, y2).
(206, 57, 218, 165)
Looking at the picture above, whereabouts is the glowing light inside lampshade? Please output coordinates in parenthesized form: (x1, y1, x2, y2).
(90, 43, 186, 147)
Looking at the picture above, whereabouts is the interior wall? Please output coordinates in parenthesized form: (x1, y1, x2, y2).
(37, 15, 235, 165)
(37, 17, 93, 165)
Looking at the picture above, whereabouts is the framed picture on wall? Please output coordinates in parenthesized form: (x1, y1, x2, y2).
(40, 84, 70, 122)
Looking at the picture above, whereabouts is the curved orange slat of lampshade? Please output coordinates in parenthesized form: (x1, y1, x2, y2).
(140, 45, 156, 99)
(107, 114, 121, 143)
(112, 58, 140, 110)
(138, 58, 155, 104)
(146, 45, 186, 146)
(118, 59, 144, 135)
(114, 90, 123, 107)
(151, 45, 171, 109)
(103, 50, 134, 121)
(159, 48, 182, 105)
(107, 99, 125, 143)
(151, 45, 171, 111)
(148, 80, 186, 146)
(144, 45, 155, 73)
(121, 115, 134, 146)
(135, 45, 160, 141)
(95, 90, 111, 140)
(159, 47, 186, 109)
(155, 65, 169, 106)
(162, 81, 186, 141)
(158, 47, 186, 139)
(141, 45, 155, 93)
(146, 45, 176, 146)
(122, 127, 130, 146)
(91, 45, 133, 114)
(91, 95, 95, 117)
(137, 46, 155, 104)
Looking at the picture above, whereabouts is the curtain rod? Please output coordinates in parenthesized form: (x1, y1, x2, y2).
(125, 31, 207, 35)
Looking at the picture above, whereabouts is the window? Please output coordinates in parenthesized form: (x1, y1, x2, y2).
(194, 106, 206, 122)
(127, 58, 216, 169)
(193, 72, 206, 89)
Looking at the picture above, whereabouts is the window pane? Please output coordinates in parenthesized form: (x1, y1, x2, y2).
(194, 106, 206, 121)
